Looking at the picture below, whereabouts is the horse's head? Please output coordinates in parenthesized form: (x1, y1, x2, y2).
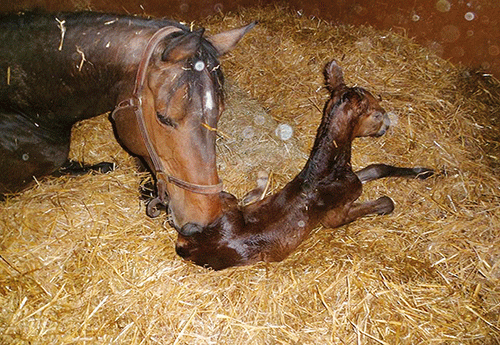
(324, 60, 390, 138)
(114, 22, 255, 234)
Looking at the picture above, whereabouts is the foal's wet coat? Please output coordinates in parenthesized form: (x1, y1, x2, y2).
(175, 60, 433, 270)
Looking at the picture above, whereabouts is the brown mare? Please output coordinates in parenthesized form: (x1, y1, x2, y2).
(0, 12, 254, 234)
(175, 60, 434, 270)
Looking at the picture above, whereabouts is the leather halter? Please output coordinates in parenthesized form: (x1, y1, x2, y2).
(112, 26, 223, 217)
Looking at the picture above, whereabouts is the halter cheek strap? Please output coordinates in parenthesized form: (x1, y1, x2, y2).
(112, 26, 223, 217)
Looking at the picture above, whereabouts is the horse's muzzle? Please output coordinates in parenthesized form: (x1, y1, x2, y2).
(166, 203, 205, 236)
(179, 222, 204, 236)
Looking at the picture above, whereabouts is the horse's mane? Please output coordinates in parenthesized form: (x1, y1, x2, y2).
(0, 11, 224, 101)
(0, 11, 186, 30)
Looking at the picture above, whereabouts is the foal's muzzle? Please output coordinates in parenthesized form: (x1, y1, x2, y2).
(376, 113, 391, 137)
(175, 237, 193, 258)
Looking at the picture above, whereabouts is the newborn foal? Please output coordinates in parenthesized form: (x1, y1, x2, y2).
(175, 60, 433, 270)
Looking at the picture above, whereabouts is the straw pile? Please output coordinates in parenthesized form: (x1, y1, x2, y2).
(1, 5, 499, 344)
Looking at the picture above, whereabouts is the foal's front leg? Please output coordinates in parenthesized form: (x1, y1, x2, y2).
(355, 164, 433, 183)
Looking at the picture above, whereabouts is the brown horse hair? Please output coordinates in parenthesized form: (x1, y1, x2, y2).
(174, 60, 433, 270)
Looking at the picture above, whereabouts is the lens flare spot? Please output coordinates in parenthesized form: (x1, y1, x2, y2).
(440, 25, 460, 43)
(488, 45, 500, 56)
(194, 60, 205, 71)
(464, 12, 475, 21)
(275, 123, 293, 141)
(436, 0, 451, 12)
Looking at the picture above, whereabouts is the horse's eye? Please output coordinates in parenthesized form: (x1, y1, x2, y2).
(156, 112, 177, 128)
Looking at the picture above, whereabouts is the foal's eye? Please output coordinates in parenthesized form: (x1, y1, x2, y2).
(156, 112, 177, 128)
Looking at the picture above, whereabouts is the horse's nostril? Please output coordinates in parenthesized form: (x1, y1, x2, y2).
(179, 222, 204, 236)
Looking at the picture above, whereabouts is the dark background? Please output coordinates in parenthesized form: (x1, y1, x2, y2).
(2, 0, 500, 79)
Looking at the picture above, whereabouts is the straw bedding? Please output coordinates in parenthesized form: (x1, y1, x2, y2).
(1, 5, 499, 344)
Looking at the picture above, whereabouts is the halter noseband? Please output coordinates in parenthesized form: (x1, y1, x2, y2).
(112, 26, 223, 217)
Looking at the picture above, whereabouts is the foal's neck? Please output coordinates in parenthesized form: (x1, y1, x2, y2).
(300, 100, 356, 184)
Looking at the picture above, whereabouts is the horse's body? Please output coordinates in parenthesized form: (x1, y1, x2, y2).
(0, 12, 254, 232)
(175, 61, 433, 270)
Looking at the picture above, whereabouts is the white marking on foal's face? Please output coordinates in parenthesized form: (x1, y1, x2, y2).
(204, 90, 214, 110)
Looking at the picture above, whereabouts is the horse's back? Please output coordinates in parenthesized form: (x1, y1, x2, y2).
(0, 11, 156, 195)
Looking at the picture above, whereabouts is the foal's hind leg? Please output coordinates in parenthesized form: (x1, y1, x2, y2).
(321, 196, 394, 228)
(355, 164, 433, 183)
(321, 165, 433, 229)
(240, 171, 270, 206)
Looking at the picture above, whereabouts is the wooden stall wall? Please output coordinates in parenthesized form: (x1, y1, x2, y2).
(2, 0, 500, 79)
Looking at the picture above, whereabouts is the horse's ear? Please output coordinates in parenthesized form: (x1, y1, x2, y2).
(324, 60, 345, 92)
(162, 29, 203, 62)
(207, 21, 257, 56)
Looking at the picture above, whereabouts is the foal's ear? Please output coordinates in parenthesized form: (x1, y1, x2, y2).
(162, 29, 203, 62)
(207, 21, 257, 56)
(324, 60, 345, 92)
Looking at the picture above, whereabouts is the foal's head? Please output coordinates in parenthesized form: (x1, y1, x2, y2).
(114, 23, 255, 233)
(324, 60, 390, 139)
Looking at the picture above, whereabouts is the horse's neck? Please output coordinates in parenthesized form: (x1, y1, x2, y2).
(26, 19, 159, 129)
(62, 21, 155, 89)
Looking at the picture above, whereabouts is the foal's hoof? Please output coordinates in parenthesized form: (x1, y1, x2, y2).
(240, 171, 270, 206)
(413, 168, 434, 180)
(374, 196, 395, 215)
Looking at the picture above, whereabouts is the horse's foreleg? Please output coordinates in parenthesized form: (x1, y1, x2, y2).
(53, 160, 115, 177)
(320, 196, 394, 228)
(355, 164, 433, 183)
